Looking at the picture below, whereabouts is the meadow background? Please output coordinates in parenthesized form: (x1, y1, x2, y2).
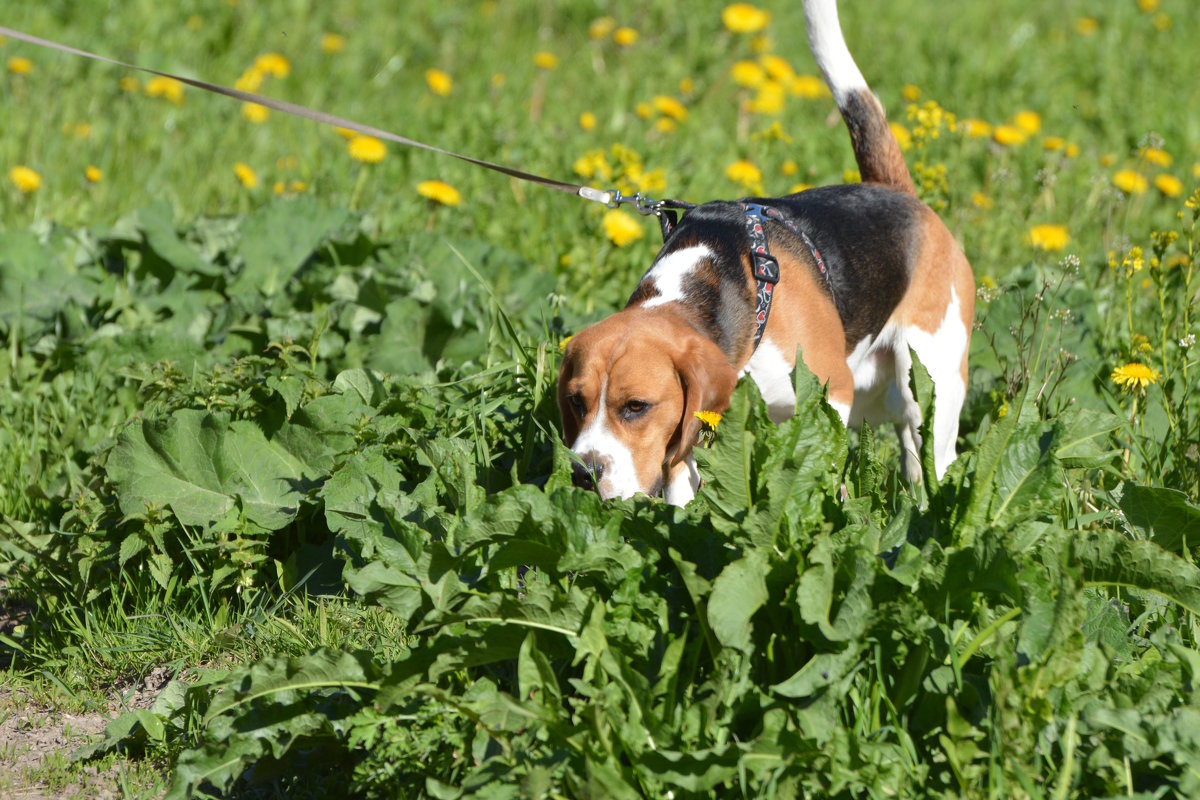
(2, 0, 1199, 797)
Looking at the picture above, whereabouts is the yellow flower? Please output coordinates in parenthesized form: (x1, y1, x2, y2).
(1140, 146, 1172, 166)
(119, 76, 140, 93)
(273, 181, 286, 196)
(334, 126, 357, 139)
(694, 410, 723, 429)
(653, 95, 688, 122)
(890, 122, 912, 152)
(654, 118, 678, 134)
(235, 67, 264, 92)
(1065, 143, 1080, 158)
(254, 52, 290, 78)
(722, 3, 771, 34)
(679, 77, 695, 95)
(760, 54, 794, 81)
(416, 180, 461, 206)
(992, 124, 1028, 146)
(959, 118, 993, 138)
(725, 159, 763, 192)
(901, 84, 921, 102)
(1110, 362, 1159, 393)
(781, 160, 799, 177)
(613, 27, 638, 47)
(1136, 0, 1159, 12)
(491, 72, 506, 89)
(1013, 110, 1041, 135)
(589, 17, 617, 41)
(241, 102, 269, 123)
(602, 209, 644, 247)
(186, 15, 203, 31)
(1075, 17, 1099, 35)
(579, 112, 597, 131)
(789, 182, 812, 194)
(1193, 163, 1200, 180)
(971, 192, 994, 210)
(9, 166, 41, 194)
(1027, 223, 1070, 251)
(348, 134, 387, 163)
(289, 180, 307, 193)
(748, 81, 786, 115)
(85, 165, 103, 183)
(1154, 174, 1183, 198)
(425, 68, 453, 96)
(533, 51, 559, 70)
(788, 74, 825, 99)
(731, 60, 767, 88)
(557, 334, 574, 353)
(7, 56, 33, 75)
(233, 162, 258, 189)
(1113, 169, 1148, 195)
(635, 101, 653, 120)
(1154, 12, 1171, 30)
(145, 76, 185, 105)
(1042, 136, 1065, 151)
(320, 33, 346, 53)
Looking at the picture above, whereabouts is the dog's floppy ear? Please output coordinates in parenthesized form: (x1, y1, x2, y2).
(557, 350, 581, 445)
(667, 335, 738, 467)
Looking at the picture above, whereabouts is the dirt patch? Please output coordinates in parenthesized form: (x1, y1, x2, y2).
(0, 674, 170, 800)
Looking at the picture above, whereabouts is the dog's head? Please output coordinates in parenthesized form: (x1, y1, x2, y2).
(557, 307, 738, 500)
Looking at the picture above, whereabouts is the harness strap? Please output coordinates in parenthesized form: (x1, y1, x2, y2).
(739, 202, 835, 352)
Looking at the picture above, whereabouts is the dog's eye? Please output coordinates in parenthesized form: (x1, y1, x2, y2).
(568, 394, 586, 416)
(620, 400, 651, 420)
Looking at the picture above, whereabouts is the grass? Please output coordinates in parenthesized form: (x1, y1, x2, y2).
(2, 0, 1200, 796)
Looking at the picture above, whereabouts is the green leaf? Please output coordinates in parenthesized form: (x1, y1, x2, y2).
(694, 381, 760, 518)
(107, 410, 313, 530)
(231, 196, 349, 297)
(1074, 529, 1200, 616)
(706, 548, 769, 653)
(1120, 484, 1200, 553)
(139, 201, 220, 277)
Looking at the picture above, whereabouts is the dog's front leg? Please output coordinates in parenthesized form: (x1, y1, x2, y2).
(662, 453, 701, 507)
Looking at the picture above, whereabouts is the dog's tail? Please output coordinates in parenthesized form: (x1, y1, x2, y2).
(803, 0, 917, 196)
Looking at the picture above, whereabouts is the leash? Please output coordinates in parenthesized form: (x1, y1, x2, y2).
(0, 24, 693, 225)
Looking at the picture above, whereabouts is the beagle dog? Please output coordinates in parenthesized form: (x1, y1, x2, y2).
(558, 0, 975, 506)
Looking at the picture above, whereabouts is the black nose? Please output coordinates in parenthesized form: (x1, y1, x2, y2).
(572, 460, 598, 491)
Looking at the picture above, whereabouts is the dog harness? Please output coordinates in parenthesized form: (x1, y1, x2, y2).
(739, 202, 831, 352)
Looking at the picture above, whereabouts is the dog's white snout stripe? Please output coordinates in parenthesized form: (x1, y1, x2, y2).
(570, 383, 644, 499)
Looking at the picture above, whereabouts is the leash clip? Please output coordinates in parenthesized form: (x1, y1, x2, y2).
(606, 189, 660, 216)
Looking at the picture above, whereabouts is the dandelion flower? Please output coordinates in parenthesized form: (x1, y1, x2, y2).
(579, 111, 597, 131)
(1042, 136, 1065, 151)
(725, 159, 763, 192)
(589, 17, 617, 40)
(233, 162, 259, 189)
(416, 180, 461, 206)
(1140, 146, 1172, 166)
(533, 51, 559, 70)
(613, 27, 638, 46)
(992, 124, 1028, 147)
(789, 74, 825, 99)
(635, 101, 653, 120)
(959, 118, 993, 138)
(289, 180, 307, 193)
(1013, 110, 1041, 135)
(145, 76, 185, 105)
(1075, 17, 1099, 35)
(731, 60, 767, 88)
(1136, 0, 1159, 12)
(971, 192, 993, 210)
(241, 102, 269, 123)
(890, 122, 912, 151)
(653, 95, 688, 122)
(235, 67, 264, 93)
(654, 118, 678, 134)
(790, 182, 812, 194)
(694, 410, 723, 429)
(348, 134, 387, 163)
(748, 81, 786, 115)
(722, 3, 771, 34)
(320, 33, 346, 53)
(9, 166, 41, 194)
(1027, 224, 1070, 251)
(1113, 169, 1148, 195)
(902, 84, 921, 102)
(425, 68, 453, 96)
(1154, 174, 1183, 198)
(7, 56, 33, 75)
(781, 160, 799, 177)
(254, 52, 290, 78)
(119, 76, 140, 93)
(334, 126, 357, 139)
(679, 77, 695, 95)
(760, 55, 794, 81)
(85, 165, 103, 183)
(1110, 362, 1159, 393)
(603, 209, 644, 247)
